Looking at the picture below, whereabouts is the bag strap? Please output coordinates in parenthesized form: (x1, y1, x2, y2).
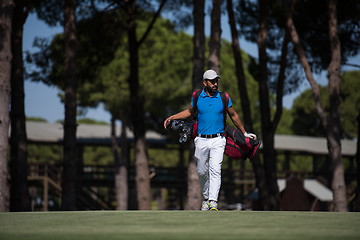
(192, 90, 201, 115)
(220, 92, 229, 129)
(191, 90, 201, 121)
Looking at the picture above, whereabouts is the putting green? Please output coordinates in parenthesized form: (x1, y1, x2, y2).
(0, 211, 359, 240)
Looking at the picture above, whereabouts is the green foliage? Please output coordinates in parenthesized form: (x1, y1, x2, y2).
(148, 148, 186, 168)
(97, 44, 130, 116)
(292, 0, 360, 69)
(97, 16, 195, 132)
(27, 144, 114, 166)
(83, 146, 113, 165)
(28, 144, 62, 164)
(139, 26, 193, 114)
(339, 71, 360, 138)
(31, 0, 64, 27)
(27, 6, 302, 169)
(236, 0, 360, 72)
(291, 85, 328, 137)
(27, 9, 126, 108)
(28, 7, 268, 135)
(75, 10, 126, 108)
(77, 118, 109, 125)
(289, 155, 313, 173)
(275, 108, 293, 135)
(26, 117, 48, 122)
(291, 70, 360, 138)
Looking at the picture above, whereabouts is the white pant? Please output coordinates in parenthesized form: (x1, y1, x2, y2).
(194, 136, 226, 202)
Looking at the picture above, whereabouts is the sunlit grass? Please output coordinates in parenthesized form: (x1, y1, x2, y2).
(0, 211, 359, 240)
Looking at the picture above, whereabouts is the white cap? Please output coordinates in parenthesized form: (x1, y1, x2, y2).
(203, 69, 220, 80)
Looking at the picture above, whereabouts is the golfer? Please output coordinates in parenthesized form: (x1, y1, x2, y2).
(164, 69, 256, 211)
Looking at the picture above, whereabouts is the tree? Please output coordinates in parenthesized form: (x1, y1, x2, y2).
(10, 0, 31, 212)
(98, 51, 131, 210)
(185, 0, 205, 210)
(230, 0, 301, 210)
(291, 86, 328, 136)
(10, 0, 66, 211)
(96, 14, 195, 209)
(0, 0, 14, 212)
(256, 0, 281, 210)
(292, 71, 360, 138)
(118, 0, 167, 210)
(28, 4, 197, 208)
(191, 0, 205, 91)
(10, 0, 67, 212)
(354, 113, 360, 211)
(22, 0, 106, 211)
(227, 0, 270, 210)
(285, 0, 347, 211)
(116, 115, 129, 210)
(110, 115, 128, 210)
(339, 71, 360, 139)
(99, 47, 130, 209)
(289, 0, 359, 71)
(61, 0, 78, 210)
(207, 0, 221, 73)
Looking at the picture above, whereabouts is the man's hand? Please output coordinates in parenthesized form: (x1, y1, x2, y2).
(164, 118, 172, 129)
(244, 132, 257, 140)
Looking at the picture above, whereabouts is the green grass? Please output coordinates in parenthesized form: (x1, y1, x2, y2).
(0, 211, 359, 240)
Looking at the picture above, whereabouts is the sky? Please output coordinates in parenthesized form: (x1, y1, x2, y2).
(23, 10, 359, 124)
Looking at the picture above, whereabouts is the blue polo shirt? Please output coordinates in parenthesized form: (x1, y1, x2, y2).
(191, 89, 232, 135)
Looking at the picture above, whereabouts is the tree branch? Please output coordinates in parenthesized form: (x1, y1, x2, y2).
(343, 63, 360, 68)
(272, 0, 295, 132)
(227, 0, 253, 131)
(137, 0, 167, 47)
(286, 0, 328, 127)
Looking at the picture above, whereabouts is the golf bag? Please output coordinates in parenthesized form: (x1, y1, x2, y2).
(224, 125, 261, 161)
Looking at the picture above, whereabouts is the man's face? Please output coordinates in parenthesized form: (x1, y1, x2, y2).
(203, 78, 219, 94)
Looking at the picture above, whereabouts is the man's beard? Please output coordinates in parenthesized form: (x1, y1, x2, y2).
(206, 85, 218, 95)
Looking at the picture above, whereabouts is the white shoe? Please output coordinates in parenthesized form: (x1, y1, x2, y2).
(201, 200, 209, 211)
(209, 201, 218, 211)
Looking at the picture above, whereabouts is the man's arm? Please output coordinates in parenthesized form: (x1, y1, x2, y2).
(227, 106, 246, 134)
(163, 106, 194, 129)
(227, 106, 257, 139)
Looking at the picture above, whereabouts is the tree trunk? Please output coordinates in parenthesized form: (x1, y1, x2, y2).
(61, 0, 78, 211)
(114, 115, 129, 210)
(286, 0, 347, 212)
(122, 0, 166, 210)
(285, 1, 326, 121)
(354, 113, 360, 211)
(185, 0, 206, 210)
(226, 0, 252, 130)
(192, 0, 205, 91)
(0, 0, 14, 212)
(227, 0, 270, 210)
(257, 0, 280, 210)
(126, 0, 151, 210)
(111, 117, 120, 209)
(273, 0, 295, 130)
(10, 0, 30, 212)
(327, 0, 347, 212)
(186, 144, 201, 210)
(207, 0, 221, 73)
